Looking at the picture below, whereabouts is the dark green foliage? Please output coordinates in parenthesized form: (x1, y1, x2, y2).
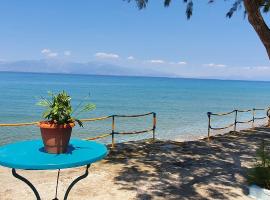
(263, 0, 270, 12)
(126, 0, 193, 19)
(127, 0, 148, 9)
(247, 140, 270, 189)
(226, 0, 243, 18)
(248, 167, 270, 189)
(126, 0, 270, 19)
(37, 91, 96, 127)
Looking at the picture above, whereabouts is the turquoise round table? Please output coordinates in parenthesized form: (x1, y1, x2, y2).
(0, 139, 108, 200)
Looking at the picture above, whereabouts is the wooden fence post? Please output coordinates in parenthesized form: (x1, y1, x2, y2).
(234, 110, 238, 132)
(111, 115, 115, 148)
(152, 112, 156, 141)
(252, 108, 255, 129)
(207, 112, 211, 141)
(267, 108, 270, 127)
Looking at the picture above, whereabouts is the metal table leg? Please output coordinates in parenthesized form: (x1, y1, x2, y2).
(12, 168, 41, 200)
(12, 164, 90, 200)
(63, 164, 90, 200)
(52, 169, 61, 200)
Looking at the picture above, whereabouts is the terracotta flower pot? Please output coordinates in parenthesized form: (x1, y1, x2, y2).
(38, 121, 75, 154)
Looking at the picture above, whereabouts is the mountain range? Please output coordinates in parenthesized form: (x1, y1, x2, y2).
(0, 59, 173, 77)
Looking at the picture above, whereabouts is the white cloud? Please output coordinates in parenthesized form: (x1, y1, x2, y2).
(147, 59, 165, 64)
(64, 51, 71, 56)
(203, 63, 226, 68)
(41, 49, 58, 58)
(254, 66, 270, 70)
(168, 61, 187, 65)
(94, 52, 120, 59)
(48, 52, 58, 57)
(147, 59, 187, 65)
(177, 61, 187, 65)
(237, 66, 270, 71)
(41, 49, 51, 54)
(127, 56, 135, 60)
(216, 64, 226, 67)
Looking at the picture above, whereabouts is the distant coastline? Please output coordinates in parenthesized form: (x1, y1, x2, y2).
(1, 70, 270, 83)
(1, 59, 270, 82)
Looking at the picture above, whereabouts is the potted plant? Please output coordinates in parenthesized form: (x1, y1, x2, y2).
(248, 140, 270, 199)
(37, 91, 95, 154)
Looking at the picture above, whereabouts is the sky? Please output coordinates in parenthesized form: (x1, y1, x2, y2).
(0, 0, 269, 80)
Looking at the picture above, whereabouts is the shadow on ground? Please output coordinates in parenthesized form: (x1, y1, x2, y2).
(102, 127, 270, 200)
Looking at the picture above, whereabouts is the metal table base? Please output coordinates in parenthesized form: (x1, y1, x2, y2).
(12, 164, 91, 200)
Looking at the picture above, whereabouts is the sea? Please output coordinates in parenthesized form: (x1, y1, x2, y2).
(0, 72, 270, 145)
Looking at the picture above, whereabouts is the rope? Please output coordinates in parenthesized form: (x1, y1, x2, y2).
(80, 116, 111, 122)
(208, 106, 269, 132)
(0, 122, 38, 127)
(116, 128, 154, 135)
(209, 110, 235, 116)
(209, 107, 269, 117)
(210, 123, 235, 130)
(237, 109, 252, 113)
(237, 119, 253, 124)
(84, 133, 111, 140)
(0, 112, 156, 127)
(114, 112, 154, 118)
(0, 112, 156, 145)
(254, 116, 267, 120)
(254, 108, 266, 111)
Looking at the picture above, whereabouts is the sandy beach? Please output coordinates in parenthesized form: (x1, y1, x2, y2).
(1, 127, 269, 200)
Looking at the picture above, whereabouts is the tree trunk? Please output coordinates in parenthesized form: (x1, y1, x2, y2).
(243, 0, 270, 59)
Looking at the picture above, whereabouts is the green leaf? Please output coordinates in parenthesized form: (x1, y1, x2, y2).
(82, 103, 96, 112)
(37, 90, 95, 126)
(42, 110, 51, 119)
(75, 119, 83, 127)
(36, 100, 49, 107)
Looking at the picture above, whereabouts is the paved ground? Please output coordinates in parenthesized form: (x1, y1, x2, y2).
(1, 127, 270, 200)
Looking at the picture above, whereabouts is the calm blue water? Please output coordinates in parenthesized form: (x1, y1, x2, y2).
(0, 72, 270, 145)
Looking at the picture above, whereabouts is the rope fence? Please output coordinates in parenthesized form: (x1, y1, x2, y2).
(207, 107, 269, 141)
(0, 112, 157, 148)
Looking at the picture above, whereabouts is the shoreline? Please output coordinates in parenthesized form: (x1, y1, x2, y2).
(1, 126, 269, 199)
(172, 120, 267, 142)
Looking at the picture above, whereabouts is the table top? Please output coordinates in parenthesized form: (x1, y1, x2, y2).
(0, 139, 108, 170)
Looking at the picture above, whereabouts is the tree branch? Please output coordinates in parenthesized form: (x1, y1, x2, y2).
(243, 0, 270, 59)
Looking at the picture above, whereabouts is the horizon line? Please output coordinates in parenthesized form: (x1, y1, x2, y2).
(0, 70, 270, 83)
